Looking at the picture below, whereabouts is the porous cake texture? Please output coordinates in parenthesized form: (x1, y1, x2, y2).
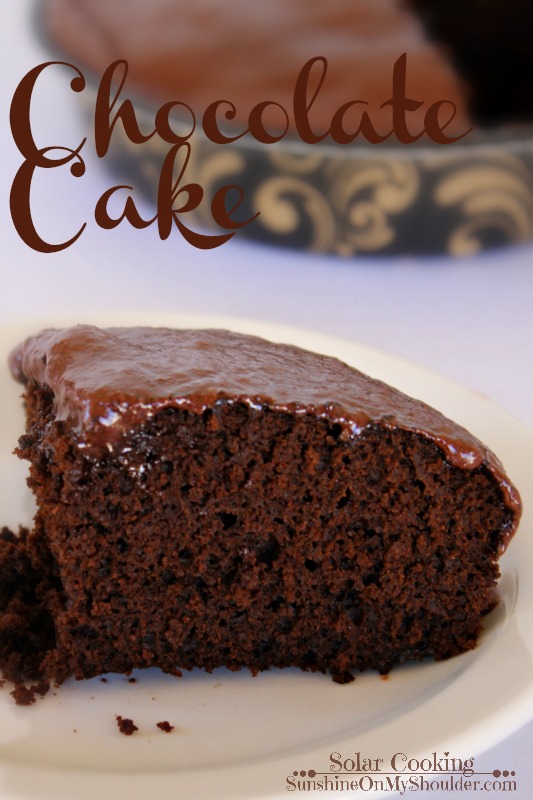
(0, 326, 521, 689)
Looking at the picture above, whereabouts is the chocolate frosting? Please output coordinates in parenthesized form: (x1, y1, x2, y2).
(10, 326, 521, 523)
(42, 0, 471, 137)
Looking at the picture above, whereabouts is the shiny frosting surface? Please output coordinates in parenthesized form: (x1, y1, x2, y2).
(10, 326, 521, 516)
(43, 0, 471, 135)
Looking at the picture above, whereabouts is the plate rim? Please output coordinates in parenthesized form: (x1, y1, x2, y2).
(0, 312, 531, 800)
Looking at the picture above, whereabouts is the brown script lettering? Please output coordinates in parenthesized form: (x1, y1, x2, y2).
(9, 54, 472, 254)
(10, 61, 258, 253)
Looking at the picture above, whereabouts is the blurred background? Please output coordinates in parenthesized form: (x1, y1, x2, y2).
(1, 1, 532, 797)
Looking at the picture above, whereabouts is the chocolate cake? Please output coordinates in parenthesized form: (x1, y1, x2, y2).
(41, 0, 533, 134)
(0, 326, 522, 689)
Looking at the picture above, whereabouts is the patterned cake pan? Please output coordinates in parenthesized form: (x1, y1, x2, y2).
(98, 99, 533, 258)
(34, 3, 533, 259)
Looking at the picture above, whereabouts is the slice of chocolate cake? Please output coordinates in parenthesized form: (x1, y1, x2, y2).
(0, 326, 521, 688)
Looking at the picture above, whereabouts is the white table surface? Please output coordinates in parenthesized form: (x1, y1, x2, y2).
(1, 3, 532, 798)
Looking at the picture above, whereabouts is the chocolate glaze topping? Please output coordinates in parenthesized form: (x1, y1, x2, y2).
(10, 326, 521, 520)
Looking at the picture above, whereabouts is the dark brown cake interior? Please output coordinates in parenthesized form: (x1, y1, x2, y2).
(12, 381, 515, 684)
(0, 528, 58, 688)
(0, 327, 521, 690)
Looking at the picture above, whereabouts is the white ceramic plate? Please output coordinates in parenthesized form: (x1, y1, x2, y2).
(0, 314, 531, 800)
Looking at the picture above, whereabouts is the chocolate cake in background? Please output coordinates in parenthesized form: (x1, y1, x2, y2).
(0, 326, 521, 691)
(42, 0, 533, 132)
(42, 0, 472, 138)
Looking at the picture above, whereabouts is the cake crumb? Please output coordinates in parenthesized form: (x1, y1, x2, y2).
(100, 677, 107, 682)
(116, 715, 139, 735)
(9, 678, 50, 706)
(331, 672, 355, 685)
(156, 721, 174, 733)
(10, 684, 37, 706)
(31, 678, 50, 697)
(128, 677, 137, 683)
